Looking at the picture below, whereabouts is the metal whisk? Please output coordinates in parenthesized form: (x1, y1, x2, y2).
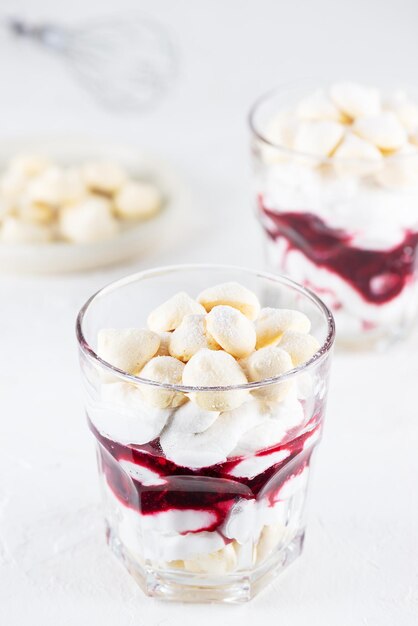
(6, 15, 178, 111)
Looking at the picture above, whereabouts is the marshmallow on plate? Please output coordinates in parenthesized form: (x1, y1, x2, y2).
(205, 305, 256, 358)
(59, 196, 119, 243)
(182, 349, 248, 412)
(1, 216, 53, 243)
(97, 328, 160, 374)
(82, 161, 127, 194)
(148, 292, 206, 332)
(255, 307, 311, 349)
(197, 282, 260, 320)
(169, 314, 219, 362)
(115, 180, 162, 220)
(330, 82, 381, 119)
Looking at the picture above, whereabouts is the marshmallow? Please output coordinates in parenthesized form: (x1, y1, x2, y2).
(26, 166, 65, 206)
(9, 154, 50, 178)
(255, 307, 311, 349)
(82, 161, 127, 194)
(183, 543, 237, 574)
(156, 331, 172, 356)
(353, 112, 407, 151)
(147, 292, 206, 333)
(18, 198, 56, 225)
(138, 356, 186, 409)
(384, 90, 418, 133)
(297, 89, 342, 122)
(114, 180, 162, 220)
(197, 281, 260, 320)
(97, 328, 160, 374)
(169, 314, 219, 362)
(293, 121, 345, 157)
(182, 349, 248, 412)
(333, 132, 383, 177)
(160, 397, 261, 467)
(59, 196, 119, 243)
(205, 305, 256, 358)
(92, 382, 171, 444)
(279, 331, 320, 366)
(1, 216, 53, 244)
(375, 144, 418, 188)
(330, 81, 381, 119)
(243, 346, 293, 402)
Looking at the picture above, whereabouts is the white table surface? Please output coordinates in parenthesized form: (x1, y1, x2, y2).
(1, 0, 418, 624)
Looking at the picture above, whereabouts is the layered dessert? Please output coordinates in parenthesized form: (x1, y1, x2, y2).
(0, 154, 162, 244)
(251, 81, 418, 346)
(83, 280, 331, 599)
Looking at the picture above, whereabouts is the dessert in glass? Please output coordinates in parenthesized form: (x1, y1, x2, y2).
(76, 265, 335, 602)
(249, 81, 418, 348)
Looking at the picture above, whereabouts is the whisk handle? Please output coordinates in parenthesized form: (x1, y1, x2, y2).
(6, 17, 70, 52)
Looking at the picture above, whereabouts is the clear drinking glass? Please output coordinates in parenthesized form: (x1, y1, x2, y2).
(76, 264, 335, 603)
(249, 81, 418, 349)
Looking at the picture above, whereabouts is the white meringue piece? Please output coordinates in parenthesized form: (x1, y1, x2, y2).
(115, 180, 162, 220)
(353, 112, 407, 151)
(333, 132, 383, 177)
(243, 346, 293, 402)
(59, 196, 119, 243)
(375, 144, 418, 188)
(279, 331, 320, 366)
(169, 314, 219, 362)
(147, 292, 206, 332)
(205, 305, 256, 358)
(255, 307, 311, 349)
(138, 356, 186, 409)
(183, 543, 237, 574)
(293, 121, 345, 157)
(97, 328, 160, 374)
(330, 81, 381, 119)
(197, 281, 261, 320)
(82, 161, 127, 194)
(1, 215, 53, 243)
(10, 154, 50, 178)
(297, 89, 342, 122)
(26, 166, 65, 206)
(182, 349, 248, 412)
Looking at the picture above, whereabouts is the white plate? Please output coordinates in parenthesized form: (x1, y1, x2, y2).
(0, 137, 191, 273)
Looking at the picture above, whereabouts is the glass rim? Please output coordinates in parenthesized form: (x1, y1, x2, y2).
(76, 263, 335, 391)
(248, 80, 418, 164)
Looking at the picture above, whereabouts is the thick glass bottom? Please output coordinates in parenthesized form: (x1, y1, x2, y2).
(106, 523, 305, 603)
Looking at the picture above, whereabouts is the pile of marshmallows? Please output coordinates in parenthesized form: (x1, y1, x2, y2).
(0, 155, 162, 244)
(97, 282, 320, 414)
(265, 81, 418, 186)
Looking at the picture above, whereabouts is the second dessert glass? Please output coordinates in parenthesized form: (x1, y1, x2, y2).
(249, 81, 418, 349)
(76, 265, 335, 603)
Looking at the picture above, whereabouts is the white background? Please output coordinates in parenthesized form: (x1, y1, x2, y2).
(1, 1, 418, 624)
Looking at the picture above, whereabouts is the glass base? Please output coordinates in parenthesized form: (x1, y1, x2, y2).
(106, 524, 305, 603)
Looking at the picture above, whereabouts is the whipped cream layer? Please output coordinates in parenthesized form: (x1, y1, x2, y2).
(90, 377, 320, 565)
(260, 161, 418, 250)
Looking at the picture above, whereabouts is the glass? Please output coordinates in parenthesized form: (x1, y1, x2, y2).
(76, 264, 335, 603)
(249, 81, 418, 349)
